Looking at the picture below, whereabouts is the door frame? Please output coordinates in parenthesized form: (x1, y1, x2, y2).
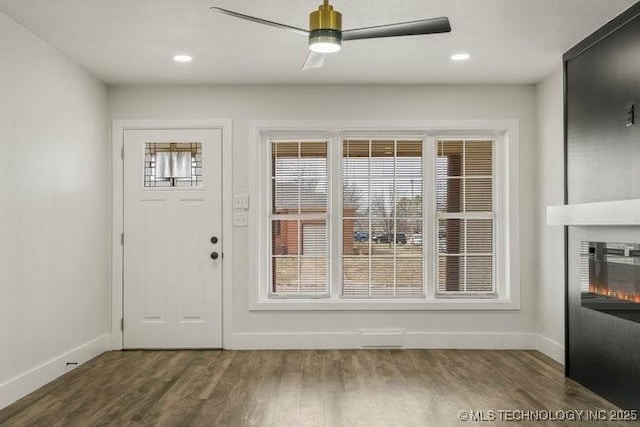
(111, 119, 233, 350)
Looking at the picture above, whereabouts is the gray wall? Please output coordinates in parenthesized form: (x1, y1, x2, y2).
(110, 83, 540, 348)
(0, 11, 110, 406)
(535, 69, 565, 362)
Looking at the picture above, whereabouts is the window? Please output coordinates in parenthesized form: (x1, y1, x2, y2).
(436, 140, 495, 296)
(144, 142, 202, 187)
(342, 139, 423, 297)
(270, 141, 328, 296)
(255, 122, 518, 309)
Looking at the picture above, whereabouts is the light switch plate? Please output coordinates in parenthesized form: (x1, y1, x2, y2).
(233, 193, 250, 210)
(233, 212, 248, 227)
(233, 194, 243, 209)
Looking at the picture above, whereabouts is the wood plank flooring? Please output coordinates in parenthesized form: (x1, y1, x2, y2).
(0, 350, 628, 426)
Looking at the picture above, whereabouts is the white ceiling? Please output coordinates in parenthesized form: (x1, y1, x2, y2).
(0, 0, 635, 85)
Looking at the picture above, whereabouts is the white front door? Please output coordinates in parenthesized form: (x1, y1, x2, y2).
(123, 129, 222, 348)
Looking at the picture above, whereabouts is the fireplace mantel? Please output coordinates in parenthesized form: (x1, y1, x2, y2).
(547, 199, 640, 226)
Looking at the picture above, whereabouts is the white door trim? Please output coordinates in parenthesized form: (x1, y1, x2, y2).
(111, 119, 233, 350)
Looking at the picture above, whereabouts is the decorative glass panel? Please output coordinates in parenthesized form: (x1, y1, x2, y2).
(144, 143, 202, 187)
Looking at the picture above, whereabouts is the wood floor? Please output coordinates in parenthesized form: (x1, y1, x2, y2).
(0, 350, 626, 427)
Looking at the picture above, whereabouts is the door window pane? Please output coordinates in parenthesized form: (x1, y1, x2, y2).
(144, 143, 202, 187)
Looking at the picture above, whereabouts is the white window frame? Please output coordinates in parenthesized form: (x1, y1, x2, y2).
(433, 138, 497, 298)
(340, 135, 427, 298)
(269, 138, 332, 298)
(248, 120, 520, 311)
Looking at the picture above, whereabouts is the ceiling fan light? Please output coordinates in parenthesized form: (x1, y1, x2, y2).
(309, 40, 341, 53)
(309, 29, 342, 53)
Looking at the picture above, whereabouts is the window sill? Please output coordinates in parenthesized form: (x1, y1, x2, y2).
(249, 298, 520, 311)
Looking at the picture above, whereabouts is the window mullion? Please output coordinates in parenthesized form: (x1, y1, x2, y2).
(462, 140, 467, 293)
(330, 135, 341, 299)
(424, 136, 435, 299)
(297, 142, 301, 294)
(493, 138, 500, 297)
(368, 139, 372, 297)
(268, 141, 276, 299)
(393, 139, 398, 296)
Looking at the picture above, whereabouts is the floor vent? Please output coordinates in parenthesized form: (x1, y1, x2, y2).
(358, 329, 405, 348)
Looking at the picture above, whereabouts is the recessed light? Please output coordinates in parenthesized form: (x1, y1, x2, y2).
(451, 53, 470, 61)
(172, 54, 193, 63)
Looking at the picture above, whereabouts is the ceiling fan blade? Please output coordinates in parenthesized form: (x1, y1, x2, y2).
(302, 50, 327, 71)
(210, 7, 309, 36)
(342, 17, 451, 41)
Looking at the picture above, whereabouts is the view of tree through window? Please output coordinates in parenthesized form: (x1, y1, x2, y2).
(267, 136, 498, 300)
(342, 140, 423, 297)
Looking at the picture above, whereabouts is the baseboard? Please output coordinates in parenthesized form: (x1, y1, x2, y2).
(404, 331, 537, 349)
(230, 331, 539, 350)
(0, 334, 110, 410)
(535, 333, 565, 364)
(231, 332, 359, 349)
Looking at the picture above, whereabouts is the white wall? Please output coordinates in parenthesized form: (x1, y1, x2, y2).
(0, 12, 110, 407)
(535, 68, 565, 362)
(110, 84, 540, 350)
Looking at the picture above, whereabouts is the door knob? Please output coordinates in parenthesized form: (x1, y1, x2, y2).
(210, 252, 219, 260)
(211, 236, 218, 244)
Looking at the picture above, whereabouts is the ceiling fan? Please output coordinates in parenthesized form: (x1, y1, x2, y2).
(210, 1, 451, 71)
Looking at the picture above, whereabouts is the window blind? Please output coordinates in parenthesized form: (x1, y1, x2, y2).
(271, 141, 328, 295)
(342, 139, 423, 297)
(436, 140, 495, 295)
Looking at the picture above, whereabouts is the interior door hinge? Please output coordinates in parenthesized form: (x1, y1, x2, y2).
(120, 318, 124, 331)
(121, 233, 124, 245)
(120, 146, 124, 160)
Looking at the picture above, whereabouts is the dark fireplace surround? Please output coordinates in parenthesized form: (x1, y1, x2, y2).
(564, 2, 640, 411)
